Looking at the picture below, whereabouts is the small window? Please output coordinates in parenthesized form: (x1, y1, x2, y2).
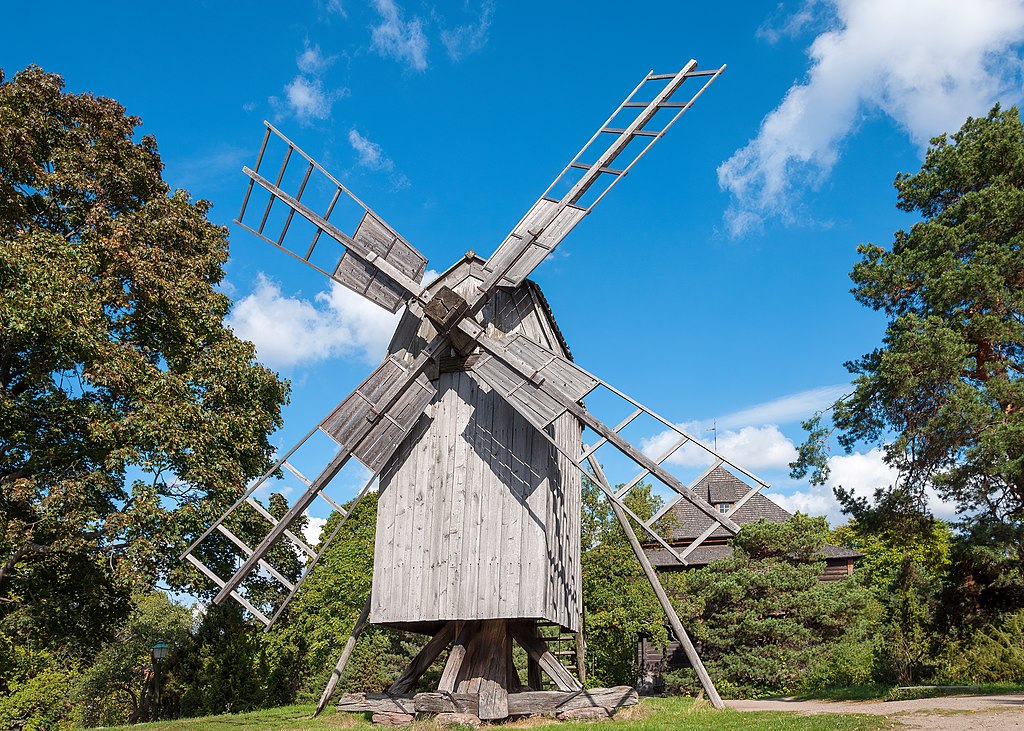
(717, 502, 733, 514)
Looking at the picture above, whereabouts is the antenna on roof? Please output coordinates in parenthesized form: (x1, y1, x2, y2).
(710, 419, 717, 450)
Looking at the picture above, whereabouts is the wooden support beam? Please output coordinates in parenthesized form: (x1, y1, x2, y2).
(438, 621, 469, 693)
(527, 627, 543, 691)
(314, 596, 372, 717)
(476, 620, 510, 720)
(509, 622, 582, 692)
(388, 623, 456, 695)
(575, 628, 587, 686)
(587, 456, 725, 709)
(346, 686, 640, 715)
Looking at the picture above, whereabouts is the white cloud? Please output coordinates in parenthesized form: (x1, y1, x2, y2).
(643, 423, 798, 471)
(371, 0, 429, 71)
(719, 0, 1024, 236)
(716, 384, 848, 430)
(270, 40, 347, 124)
(284, 76, 333, 122)
(326, 0, 346, 18)
(348, 129, 394, 171)
(303, 517, 327, 547)
(297, 42, 335, 75)
(775, 446, 958, 523)
(638, 384, 846, 472)
(348, 129, 411, 191)
(228, 273, 401, 369)
(440, 1, 494, 61)
(756, 0, 825, 44)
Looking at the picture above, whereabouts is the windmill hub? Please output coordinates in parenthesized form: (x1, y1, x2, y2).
(423, 285, 469, 332)
(183, 58, 774, 724)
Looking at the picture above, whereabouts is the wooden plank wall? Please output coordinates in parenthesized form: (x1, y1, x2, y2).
(371, 257, 582, 630)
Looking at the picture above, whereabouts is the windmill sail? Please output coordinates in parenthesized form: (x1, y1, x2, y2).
(237, 122, 428, 313)
(476, 61, 725, 297)
(181, 346, 441, 622)
(467, 331, 769, 562)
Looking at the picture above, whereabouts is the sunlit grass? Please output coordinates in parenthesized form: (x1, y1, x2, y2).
(102, 697, 889, 731)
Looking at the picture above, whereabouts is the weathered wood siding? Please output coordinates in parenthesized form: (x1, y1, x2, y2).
(371, 256, 583, 631)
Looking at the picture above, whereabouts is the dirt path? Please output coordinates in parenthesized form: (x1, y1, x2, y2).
(728, 693, 1024, 729)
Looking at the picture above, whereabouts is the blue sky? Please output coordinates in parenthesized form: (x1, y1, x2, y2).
(8, 0, 1024, 540)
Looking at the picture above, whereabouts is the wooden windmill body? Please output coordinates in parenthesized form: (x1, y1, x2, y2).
(184, 59, 774, 723)
(374, 259, 582, 633)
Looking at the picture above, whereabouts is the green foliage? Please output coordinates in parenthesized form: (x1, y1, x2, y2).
(665, 515, 876, 697)
(0, 65, 288, 660)
(935, 608, 1024, 684)
(0, 665, 78, 731)
(73, 591, 192, 726)
(581, 481, 667, 687)
(831, 519, 952, 685)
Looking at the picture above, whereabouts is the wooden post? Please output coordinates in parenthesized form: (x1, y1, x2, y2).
(389, 623, 456, 695)
(314, 596, 372, 717)
(587, 456, 725, 709)
(438, 621, 469, 693)
(575, 626, 587, 686)
(527, 623, 543, 691)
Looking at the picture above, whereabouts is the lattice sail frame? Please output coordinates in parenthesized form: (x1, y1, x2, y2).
(237, 123, 427, 312)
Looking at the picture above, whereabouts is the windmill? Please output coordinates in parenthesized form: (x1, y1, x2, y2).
(183, 59, 772, 723)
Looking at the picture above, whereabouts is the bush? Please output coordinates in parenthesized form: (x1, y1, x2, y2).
(0, 666, 78, 731)
(934, 609, 1024, 684)
(665, 515, 876, 698)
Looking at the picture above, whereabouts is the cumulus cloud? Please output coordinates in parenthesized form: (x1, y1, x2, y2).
(303, 517, 327, 547)
(639, 384, 846, 471)
(720, 0, 1024, 236)
(371, 0, 429, 71)
(775, 446, 958, 523)
(349, 129, 394, 171)
(284, 76, 333, 122)
(228, 273, 402, 369)
(297, 42, 335, 75)
(643, 423, 798, 471)
(440, 1, 494, 61)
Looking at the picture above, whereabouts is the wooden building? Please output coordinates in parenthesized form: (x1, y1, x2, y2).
(637, 466, 861, 691)
(371, 253, 583, 632)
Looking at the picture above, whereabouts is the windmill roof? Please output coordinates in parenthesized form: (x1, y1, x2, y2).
(427, 251, 574, 361)
(524, 279, 573, 361)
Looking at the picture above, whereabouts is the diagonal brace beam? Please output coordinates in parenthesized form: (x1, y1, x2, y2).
(586, 457, 724, 709)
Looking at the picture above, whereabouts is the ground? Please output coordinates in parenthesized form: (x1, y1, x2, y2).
(729, 692, 1024, 730)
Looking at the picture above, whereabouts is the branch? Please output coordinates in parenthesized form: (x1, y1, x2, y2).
(0, 542, 51, 589)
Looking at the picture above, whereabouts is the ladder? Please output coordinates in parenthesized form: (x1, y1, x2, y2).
(534, 621, 585, 689)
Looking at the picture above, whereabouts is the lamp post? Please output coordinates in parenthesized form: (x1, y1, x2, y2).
(151, 640, 170, 720)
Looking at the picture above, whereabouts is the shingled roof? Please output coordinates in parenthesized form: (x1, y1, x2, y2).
(646, 466, 862, 568)
(667, 466, 791, 542)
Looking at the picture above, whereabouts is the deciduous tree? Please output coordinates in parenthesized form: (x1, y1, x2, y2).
(0, 66, 288, 653)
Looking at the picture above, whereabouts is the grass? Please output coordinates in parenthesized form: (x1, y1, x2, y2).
(101, 697, 891, 731)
